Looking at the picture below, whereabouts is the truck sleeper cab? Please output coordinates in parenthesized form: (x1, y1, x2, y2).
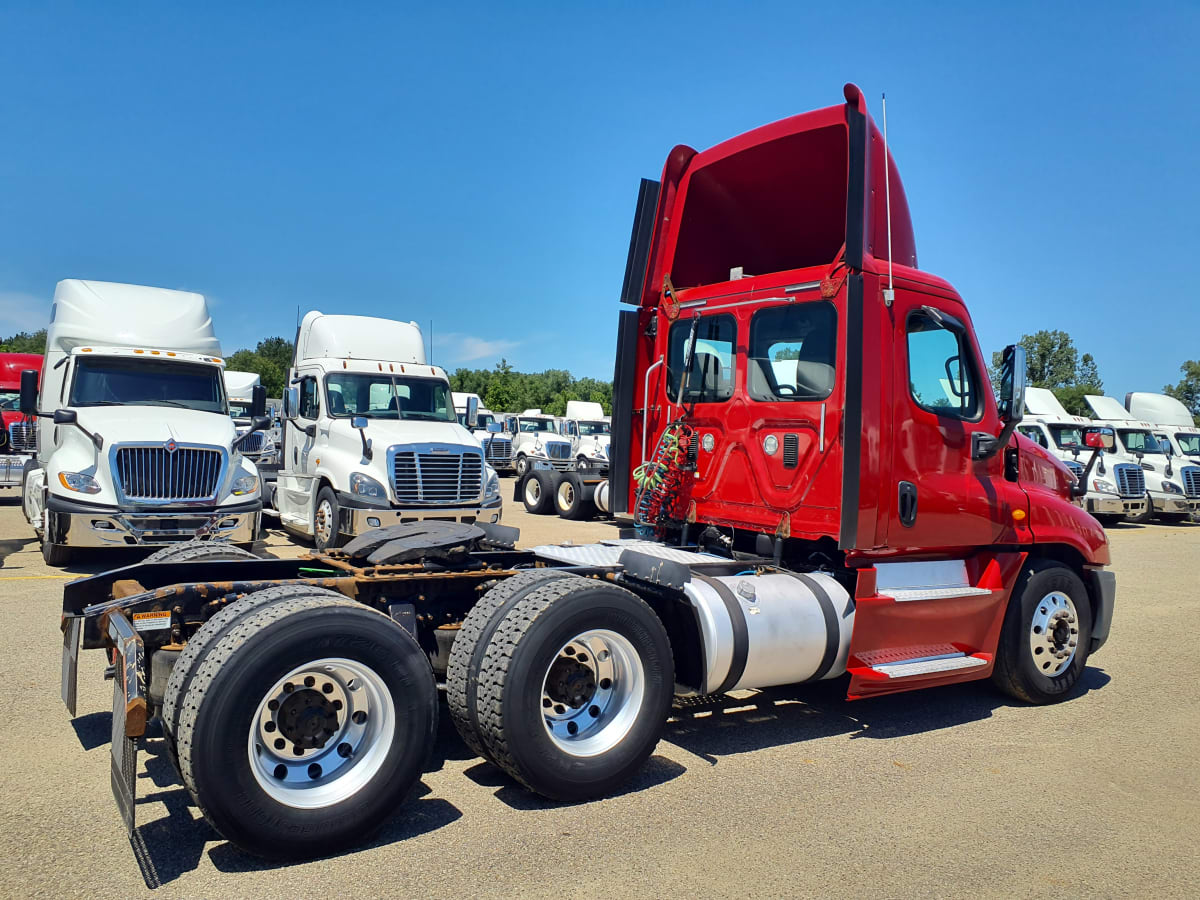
(0, 352, 43, 487)
(1126, 391, 1200, 515)
(273, 312, 502, 550)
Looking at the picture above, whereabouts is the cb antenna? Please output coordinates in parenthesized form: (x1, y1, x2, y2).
(881, 92, 895, 308)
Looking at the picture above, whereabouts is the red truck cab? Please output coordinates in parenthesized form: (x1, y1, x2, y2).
(0, 353, 43, 488)
(609, 84, 1113, 702)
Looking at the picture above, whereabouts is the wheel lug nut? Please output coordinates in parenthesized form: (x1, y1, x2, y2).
(283, 682, 294, 693)
(304, 676, 316, 688)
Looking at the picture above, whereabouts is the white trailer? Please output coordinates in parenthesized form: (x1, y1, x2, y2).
(272, 311, 502, 550)
(452, 391, 515, 472)
(21, 280, 265, 564)
(1018, 387, 1148, 524)
(1085, 394, 1198, 521)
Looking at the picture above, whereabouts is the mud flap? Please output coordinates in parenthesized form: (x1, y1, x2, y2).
(106, 610, 147, 837)
(61, 616, 81, 717)
(111, 677, 138, 835)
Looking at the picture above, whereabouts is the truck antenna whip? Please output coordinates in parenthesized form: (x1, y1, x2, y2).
(429, 318, 434, 365)
(882, 92, 894, 308)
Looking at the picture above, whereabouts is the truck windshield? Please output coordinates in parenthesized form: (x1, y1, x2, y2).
(229, 401, 253, 418)
(0, 390, 19, 410)
(69, 357, 225, 412)
(1048, 425, 1085, 450)
(578, 421, 609, 436)
(1117, 429, 1162, 455)
(456, 413, 497, 429)
(324, 373, 455, 422)
(1175, 433, 1200, 455)
(519, 418, 556, 433)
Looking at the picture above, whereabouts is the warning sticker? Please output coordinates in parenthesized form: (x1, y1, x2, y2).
(131, 610, 171, 632)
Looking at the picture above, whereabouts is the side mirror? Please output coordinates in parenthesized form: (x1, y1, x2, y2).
(53, 408, 78, 425)
(283, 386, 299, 420)
(486, 422, 503, 433)
(351, 415, 368, 430)
(466, 396, 479, 429)
(351, 415, 372, 460)
(19, 369, 38, 416)
(997, 344, 1026, 424)
(1085, 427, 1115, 450)
(251, 384, 267, 419)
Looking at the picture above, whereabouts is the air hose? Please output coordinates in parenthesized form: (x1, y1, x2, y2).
(633, 420, 695, 534)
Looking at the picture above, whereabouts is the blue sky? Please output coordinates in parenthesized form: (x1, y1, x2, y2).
(1, 1, 1197, 400)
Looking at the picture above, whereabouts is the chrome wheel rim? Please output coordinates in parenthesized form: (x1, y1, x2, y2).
(557, 481, 575, 511)
(315, 498, 334, 546)
(541, 629, 644, 757)
(524, 478, 541, 506)
(516, 456, 527, 476)
(1029, 591, 1080, 677)
(248, 657, 395, 808)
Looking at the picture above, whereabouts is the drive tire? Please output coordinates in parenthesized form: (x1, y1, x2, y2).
(992, 560, 1093, 705)
(143, 540, 263, 564)
(313, 486, 345, 551)
(555, 473, 594, 520)
(522, 470, 555, 515)
(474, 576, 673, 801)
(176, 595, 437, 860)
(161, 584, 346, 775)
(446, 569, 575, 760)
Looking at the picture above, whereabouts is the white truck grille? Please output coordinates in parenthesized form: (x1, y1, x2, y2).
(546, 443, 571, 460)
(7, 422, 36, 452)
(483, 437, 512, 463)
(392, 450, 483, 504)
(114, 445, 224, 501)
(240, 432, 266, 453)
(1064, 460, 1084, 479)
(1183, 466, 1200, 498)
(1113, 464, 1145, 498)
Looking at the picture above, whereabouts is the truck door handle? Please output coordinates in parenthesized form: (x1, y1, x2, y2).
(898, 481, 918, 527)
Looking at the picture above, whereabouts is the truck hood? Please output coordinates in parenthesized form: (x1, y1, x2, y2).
(73, 405, 237, 447)
(353, 418, 479, 449)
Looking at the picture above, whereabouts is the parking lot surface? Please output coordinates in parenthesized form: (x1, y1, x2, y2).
(0, 485, 1196, 898)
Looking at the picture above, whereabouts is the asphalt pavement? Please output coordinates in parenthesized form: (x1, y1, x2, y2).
(0, 483, 1196, 898)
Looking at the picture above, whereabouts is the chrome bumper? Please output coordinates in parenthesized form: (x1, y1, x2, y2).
(1150, 493, 1200, 514)
(342, 498, 502, 536)
(1086, 494, 1146, 517)
(46, 505, 261, 548)
(0, 455, 23, 487)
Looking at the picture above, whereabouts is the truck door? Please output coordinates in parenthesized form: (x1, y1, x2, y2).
(278, 372, 322, 524)
(887, 294, 1023, 551)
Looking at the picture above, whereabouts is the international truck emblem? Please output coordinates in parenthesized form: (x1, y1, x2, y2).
(165, 439, 178, 453)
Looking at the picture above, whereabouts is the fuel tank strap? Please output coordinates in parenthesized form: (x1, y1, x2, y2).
(783, 572, 841, 682)
(693, 574, 748, 694)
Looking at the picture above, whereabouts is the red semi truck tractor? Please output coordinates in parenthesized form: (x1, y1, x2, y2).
(0, 353, 43, 488)
(58, 84, 1114, 860)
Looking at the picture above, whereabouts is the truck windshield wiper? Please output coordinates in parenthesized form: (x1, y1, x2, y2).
(403, 412, 449, 421)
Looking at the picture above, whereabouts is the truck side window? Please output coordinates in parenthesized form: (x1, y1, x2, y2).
(748, 301, 837, 401)
(667, 314, 735, 404)
(299, 376, 320, 419)
(1017, 425, 1048, 448)
(906, 311, 981, 420)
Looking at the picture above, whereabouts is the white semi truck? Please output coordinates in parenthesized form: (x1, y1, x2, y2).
(272, 311, 502, 550)
(224, 370, 276, 466)
(1017, 387, 1148, 524)
(1085, 394, 1199, 522)
(20, 280, 267, 565)
(452, 391, 515, 472)
(504, 409, 573, 477)
(558, 399, 611, 472)
(1125, 391, 1200, 512)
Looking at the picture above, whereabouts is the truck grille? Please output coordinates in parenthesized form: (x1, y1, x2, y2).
(114, 445, 224, 501)
(546, 442, 571, 460)
(392, 449, 483, 504)
(1064, 460, 1084, 479)
(1113, 463, 1145, 498)
(1183, 466, 1200, 498)
(240, 432, 266, 453)
(7, 422, 36, 452)
(483, 437, 512, 462)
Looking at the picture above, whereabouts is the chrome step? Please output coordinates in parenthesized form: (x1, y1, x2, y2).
(877, 586, 992, 602)
(869, 652, 988, 679)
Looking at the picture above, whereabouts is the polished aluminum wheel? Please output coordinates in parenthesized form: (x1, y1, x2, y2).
(541, 629, 644, 757)
(1029, 591, 1080, 677)
(248, 657, 395, 808)
(314, 498, 334, 547)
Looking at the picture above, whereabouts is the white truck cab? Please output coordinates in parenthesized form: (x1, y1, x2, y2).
(557, 400, 611, 472)
(1126, 391, 1200, 512)
(1085, 394, 1198, 521)
(273, 312, 502, 550)
(224, 370, 276, 466)
(21, 280, 264, 564)
(1018, 388, 1148, 524)
(504, 409, 573, 477)
(452, 391, 515, 472)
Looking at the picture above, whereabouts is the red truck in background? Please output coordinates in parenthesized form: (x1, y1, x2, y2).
(0, 353, 42, 488)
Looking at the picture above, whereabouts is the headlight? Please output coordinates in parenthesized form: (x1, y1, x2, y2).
(1092, 479, 1118, 495)
(231, 473, 259, 496)
(350, 472, 387, 500)
(1161, 480, 1183, 495)
(58, 471, 101, 494)
(484, 466, 500, 501)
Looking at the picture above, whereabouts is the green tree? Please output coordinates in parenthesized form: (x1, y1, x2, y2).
(991, 330, 1103, 417)
(0, 329, 47, 354)
(222, 336, 293, 396)
(1165, 360, 1200, 423)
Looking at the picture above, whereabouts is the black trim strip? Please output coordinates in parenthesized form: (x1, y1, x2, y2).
(619, 179, 662, 307)
(610, 308, 639, 515)
(844, 105, 867, 270)
(695, 574, 748, 694)
(839, 274, 864, 550)
(790, 572, 841, 681)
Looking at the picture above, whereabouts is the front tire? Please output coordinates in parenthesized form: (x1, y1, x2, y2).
(514, 455, 529, 478)
(474, 576, 673, 801)
(175, 595, 437, 859)
(1127, 494, 1153, 524)
(992, 561, 1093, 704)
(522, 470, 555, 515)
(313, 486, 345, 551)
(41, 532, 72, 566)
